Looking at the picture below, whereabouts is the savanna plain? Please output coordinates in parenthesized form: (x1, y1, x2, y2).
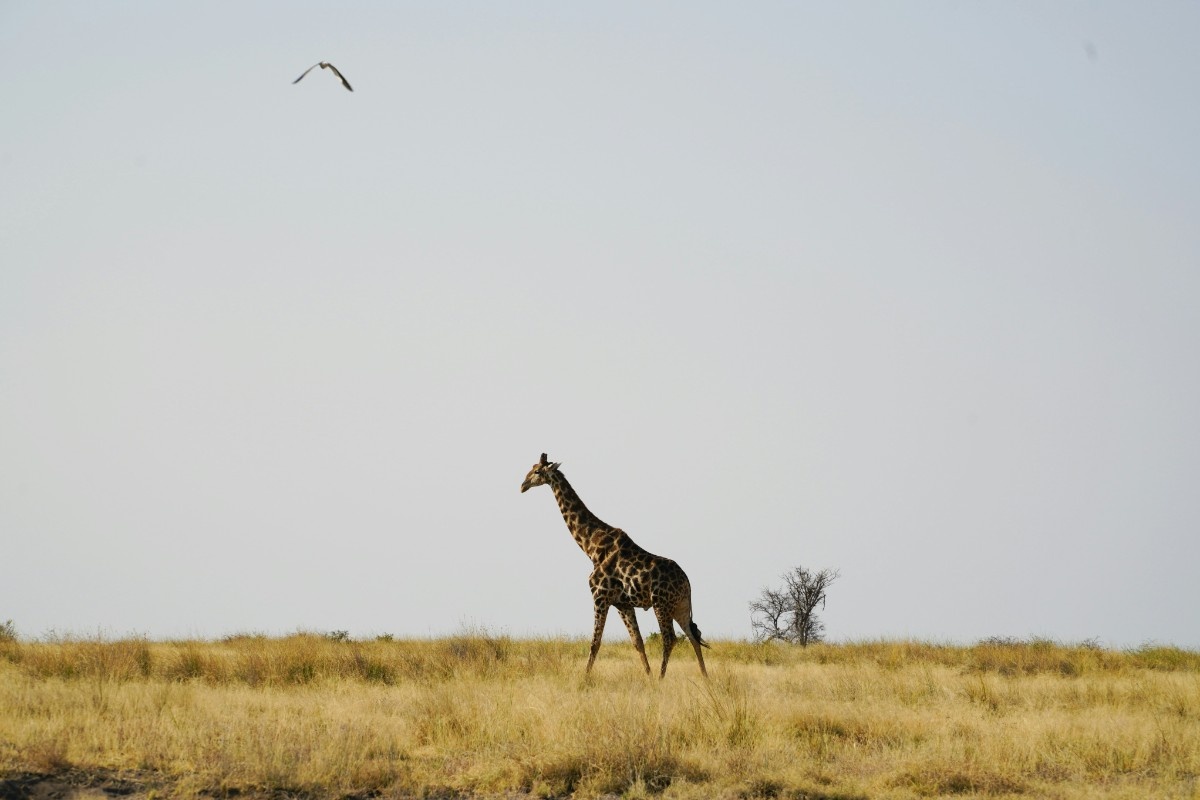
(1, 631, 1198, 800)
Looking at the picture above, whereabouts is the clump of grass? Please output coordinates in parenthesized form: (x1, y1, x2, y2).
(891, 760, 1028, 796)
(715, 639, 792, 666)
(26, 734, 72, 773)
(440, 626, 511, 673)
(349, 648, 395, 684)
(15, 636, 154, 681)
(162, 643, 228, 682)
(1128, 642, 1200, 671)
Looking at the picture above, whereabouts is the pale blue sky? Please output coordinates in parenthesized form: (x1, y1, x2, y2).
(2, 2, 1198, 648)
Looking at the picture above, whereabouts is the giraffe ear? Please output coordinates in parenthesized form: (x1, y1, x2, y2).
(551, 462, 561, 471)
(540, 453, 548, 465)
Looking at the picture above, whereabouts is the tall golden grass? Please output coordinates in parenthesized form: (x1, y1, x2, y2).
(1, 633, 1197, 799)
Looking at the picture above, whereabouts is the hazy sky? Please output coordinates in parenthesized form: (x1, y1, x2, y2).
(3, 3, 1198, 648)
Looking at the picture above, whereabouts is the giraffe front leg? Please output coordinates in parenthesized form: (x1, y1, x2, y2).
(585, 600, 610, 674)
(617, 605, 651, 675)
(654, 606, 677, 679)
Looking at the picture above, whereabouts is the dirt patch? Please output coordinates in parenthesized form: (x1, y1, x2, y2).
(0, 772, 498, 800)
(0, 771, 153, 800)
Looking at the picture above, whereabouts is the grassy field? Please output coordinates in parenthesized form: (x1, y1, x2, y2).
(1, 632, 1198, 799)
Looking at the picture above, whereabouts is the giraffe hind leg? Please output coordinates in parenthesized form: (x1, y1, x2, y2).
(617, 605, 651, 675)
(654, 606, 677, 678)
(674, 603, 709, 678)
(682, 617, 709, 678)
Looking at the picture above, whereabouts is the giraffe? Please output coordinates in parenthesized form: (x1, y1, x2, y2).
(520, 453, 709, 678)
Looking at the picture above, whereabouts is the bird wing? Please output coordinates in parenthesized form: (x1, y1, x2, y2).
(292, 63, 321, 84)
(325, 63, 353, 92)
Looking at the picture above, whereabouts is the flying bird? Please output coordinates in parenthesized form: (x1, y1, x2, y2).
(292, 62, 353, 92)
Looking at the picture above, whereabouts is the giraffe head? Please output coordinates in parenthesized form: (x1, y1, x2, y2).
(520, 452, 561, 493)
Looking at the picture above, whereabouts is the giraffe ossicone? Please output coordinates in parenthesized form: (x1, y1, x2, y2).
(520, 453, 709, 678)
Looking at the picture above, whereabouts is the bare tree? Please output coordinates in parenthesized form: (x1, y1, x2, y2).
(750, 567, 840, 646)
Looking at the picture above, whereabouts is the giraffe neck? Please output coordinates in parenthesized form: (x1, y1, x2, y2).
(548, 470, 611, 560)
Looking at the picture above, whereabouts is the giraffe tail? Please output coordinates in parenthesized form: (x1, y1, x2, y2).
(689, 620, 711, 649)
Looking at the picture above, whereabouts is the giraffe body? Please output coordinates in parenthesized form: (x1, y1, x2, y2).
(521, 453, 709, 678)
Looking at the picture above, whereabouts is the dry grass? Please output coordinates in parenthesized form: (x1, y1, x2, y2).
(1, 633, 1198, 799)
